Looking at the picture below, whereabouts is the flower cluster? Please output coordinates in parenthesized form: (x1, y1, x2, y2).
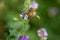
(18, 35, 29, 40)
(28, 1, 38, 9)
(37, 28, 48, 40)
(20, 0, 39, 20)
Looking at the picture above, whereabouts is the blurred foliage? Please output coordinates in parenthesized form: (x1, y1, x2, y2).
(0, 0, 60, 40)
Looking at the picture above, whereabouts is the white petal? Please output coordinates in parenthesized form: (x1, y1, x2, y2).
(38, 34, 42, 36)
(13, 17, 18, 21)
(33, 12, 36, 16)
(43, 37, 48, 40)
(36, 15, 40, 19)
(19, 14, 24, 17)
(34, 3, 38, 9)
(44, 31, 48, 36)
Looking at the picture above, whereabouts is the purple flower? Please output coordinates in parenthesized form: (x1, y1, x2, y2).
(48, 7, 58, 16)
(37, 28, 48, 37)
(24, 14, 29, 20)
(29, 1, 38, 9)
(37, 28, 48, 40)
(18, 35, 29, 40)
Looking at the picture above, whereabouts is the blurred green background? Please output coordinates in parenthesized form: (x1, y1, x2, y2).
(0, 0, 60, 40)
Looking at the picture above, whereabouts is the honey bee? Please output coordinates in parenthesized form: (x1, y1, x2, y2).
(28, 7, 40, 19)
(28, 7, 35, 17)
